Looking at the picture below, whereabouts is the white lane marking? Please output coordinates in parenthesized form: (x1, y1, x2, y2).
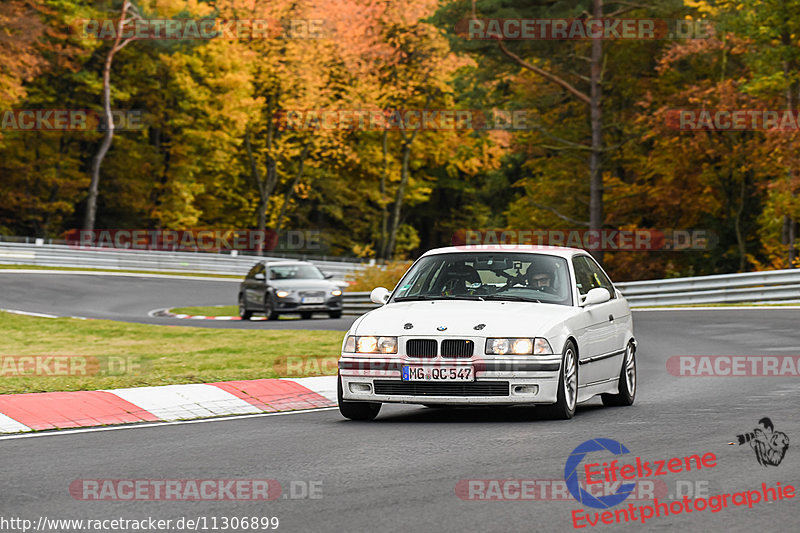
(0, 413, 31, 433)
(0, 407, 338, 441)
(107, 384, 262, 421)
(633, 306, 800, 311)
(0, 308, 59, 318)
(148, 308, 266, 320)
(287, 376, 338, 402)
(0, 269, 239, 282)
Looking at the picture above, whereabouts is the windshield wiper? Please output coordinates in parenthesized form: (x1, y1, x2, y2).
(483, 295, 541, 303)
(394, 295, 440, 301)
(394, 295, 484, 302)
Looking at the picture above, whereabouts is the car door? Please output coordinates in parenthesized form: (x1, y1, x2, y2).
(572, 255, 624, 385)
(246, 264, 266, 306)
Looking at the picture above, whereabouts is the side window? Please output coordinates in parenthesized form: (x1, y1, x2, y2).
(572, 257, 593, 297)
(573, 256, 615, 299)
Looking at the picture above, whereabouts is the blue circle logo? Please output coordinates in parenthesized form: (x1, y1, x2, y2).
(564, 438, 636, 509)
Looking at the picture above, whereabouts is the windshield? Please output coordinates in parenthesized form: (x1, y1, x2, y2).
(268, 264, 325, 280)
(391, 252, 573, 306)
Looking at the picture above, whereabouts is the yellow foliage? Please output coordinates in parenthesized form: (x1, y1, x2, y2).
(346, 261, 413, 292)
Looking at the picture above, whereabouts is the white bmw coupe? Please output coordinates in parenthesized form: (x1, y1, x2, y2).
(338, 245, 637, 420)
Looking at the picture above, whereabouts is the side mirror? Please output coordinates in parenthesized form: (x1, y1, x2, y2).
(370, 287, 391, 305)
(254, 273, 265, 281)
(324, 273, 334, 279)
(580, 287, 611, 307)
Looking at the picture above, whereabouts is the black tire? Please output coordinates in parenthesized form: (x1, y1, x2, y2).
(337, 374, 381, 421)
(602, 342, 636, 407)
(263, 293, 279, 320)
(541, 340, 578, 420)
(328, 310, 342, 319)
(238, 294, 252, 320)
(300, 312, 313, 319)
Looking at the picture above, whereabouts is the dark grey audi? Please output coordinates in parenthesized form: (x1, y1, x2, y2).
(238, 261, 344, 320)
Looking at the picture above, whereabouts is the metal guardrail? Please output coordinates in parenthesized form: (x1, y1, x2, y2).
(0, 241, 366, 279)
(342, 268, 800, 315)
(615, 269, 800, 307)
(2, 241, 797, 311)
(342, 292, 379, 316)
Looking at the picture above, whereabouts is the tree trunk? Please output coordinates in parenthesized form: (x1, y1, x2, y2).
(83, 0, 133, 231)
(734, 173, 746, 272)
(782, 54, 797, 268)
(378, 130, 389, 259)
(385, 131, 417, 259)
(275, 144, 311, 233)
(589, 0, 604, 262)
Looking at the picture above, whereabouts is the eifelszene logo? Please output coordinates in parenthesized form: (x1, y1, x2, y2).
(564, 438, 718, 510)
(735, 417, 789, 467)
(565, 438, 636, 509)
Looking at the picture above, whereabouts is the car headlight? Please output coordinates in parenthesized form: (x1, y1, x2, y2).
(485, 338, 553, 355)
(276, 290, 289, 298)
(331, 289, 342, 296)
(344, 335, 397, 354)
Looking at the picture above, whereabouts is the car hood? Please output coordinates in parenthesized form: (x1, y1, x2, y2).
(353, 300, 578, 337)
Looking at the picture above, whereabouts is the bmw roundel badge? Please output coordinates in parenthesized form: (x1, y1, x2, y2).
(437, 325, 447, 331)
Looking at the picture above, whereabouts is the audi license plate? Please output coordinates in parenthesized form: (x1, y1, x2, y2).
(301, 297, 324, 304)
(402, 366, 474, 382)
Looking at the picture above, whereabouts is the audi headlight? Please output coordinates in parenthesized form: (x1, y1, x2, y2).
(276, 290, 289, 298)
(485, 338, 553, 355)
(331, 289, 342, 296)
(344, 336, 397, 354)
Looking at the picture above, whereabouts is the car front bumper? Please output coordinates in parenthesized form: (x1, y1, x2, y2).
(276, 297, 342, 313)
(338, 356, 562, 405)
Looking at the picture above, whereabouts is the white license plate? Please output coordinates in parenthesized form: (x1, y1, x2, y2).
(301, 297, 324, 304)
(402, 366, 474, 382)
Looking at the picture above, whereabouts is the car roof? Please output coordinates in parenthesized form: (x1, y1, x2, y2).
(420, 245, 587, 259)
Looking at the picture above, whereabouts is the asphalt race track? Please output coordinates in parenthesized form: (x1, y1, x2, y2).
(1, 272, 799, 532)
(0, 271, 357, 330)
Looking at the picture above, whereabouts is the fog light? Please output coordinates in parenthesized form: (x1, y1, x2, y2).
(349, 383, 372, 393)
(512, 385, 539, 395)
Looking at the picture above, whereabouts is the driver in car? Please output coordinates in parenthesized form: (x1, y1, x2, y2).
(527, 265, 557, 294)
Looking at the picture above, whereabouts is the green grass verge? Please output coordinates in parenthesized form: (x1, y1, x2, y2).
(169, 305, 239, 316)
(0, 311, 342, 394)
(0, 264, 242, 279)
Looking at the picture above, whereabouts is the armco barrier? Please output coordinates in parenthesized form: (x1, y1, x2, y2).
(615, 269, 800, 307)
(342, 268, 800, 315)
(2, 241, 798, 312)
(0, 241, 366, 279)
